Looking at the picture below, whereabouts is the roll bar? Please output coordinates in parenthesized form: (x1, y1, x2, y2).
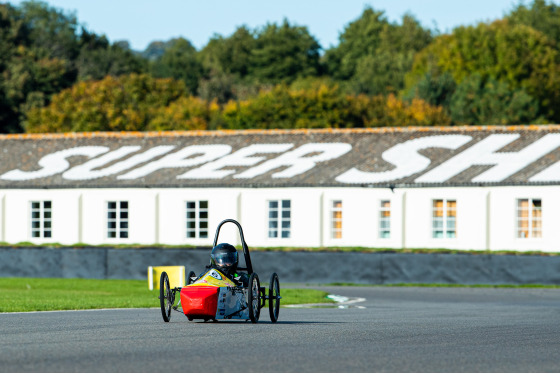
(212, 219, 254, 275)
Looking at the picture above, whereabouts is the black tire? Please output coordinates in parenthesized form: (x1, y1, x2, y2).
(268, 273, 280, 323)
(248, 273, 260, 323)
(159, 271, 172, 322)
(187, 270, 196, 285)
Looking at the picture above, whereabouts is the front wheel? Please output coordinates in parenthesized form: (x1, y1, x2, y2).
(248, 273, 260, 323)
(268, 273, 280, 323)
(159, 271, 172, 322)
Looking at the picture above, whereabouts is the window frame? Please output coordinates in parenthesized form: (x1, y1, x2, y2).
(379, 200, 391, 239)
(331, 200, 343, 239)
(516, 198, 542, 239)
(106, 201, 129, 239)
(267, 199, 291, 239)
(432, 199, 457, 239)
(30, 200, 52, 239)
(185, 200, 209, 239)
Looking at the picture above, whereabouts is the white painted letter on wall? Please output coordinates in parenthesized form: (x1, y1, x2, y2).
(117, 145, 232, 180)
(63, 146, 175, 180)
(1, 146, 109, 180)
(180, 144, 294, 179)
(235, 143, 352, 179)
(529, 153, 560, 182)
(336, 135, 472, 184)
(416, 134, 560, 183)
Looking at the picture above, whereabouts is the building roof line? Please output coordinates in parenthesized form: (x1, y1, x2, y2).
(2, 124, 560, 140)
(1, 181, 560, 189)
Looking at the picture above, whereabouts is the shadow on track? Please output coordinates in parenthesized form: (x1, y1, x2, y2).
(159, 320, 344, 325)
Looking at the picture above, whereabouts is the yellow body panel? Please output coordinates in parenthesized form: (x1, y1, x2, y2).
(187, 269, 236, 288)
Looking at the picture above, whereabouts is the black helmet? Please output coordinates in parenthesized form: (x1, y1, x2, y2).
(210, 243, 238, 275)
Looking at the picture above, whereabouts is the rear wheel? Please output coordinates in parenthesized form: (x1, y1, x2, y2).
(268, 273, 280, 323)
(248, 273, 260, 323)
(187, 270, 196, 285)
(159, 271, 172, 322)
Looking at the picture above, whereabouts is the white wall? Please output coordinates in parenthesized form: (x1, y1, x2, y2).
(80, 189, 158, 245)
(404, 187, 488, 250)
(1, 185, 559, 251)
(3, 189, 81, 245)
(320, 188, 403, 249)
(238, 188, 321, 248)
(157, 188, 239, 246)
(487, 186, 560, 252)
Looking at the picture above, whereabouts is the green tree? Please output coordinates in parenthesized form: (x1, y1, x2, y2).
(3, 46, 75, 108)
(404, 72, 457, 113)
(325, 7, 388, 81)
(148, 96, 219, 131)
(218, 82, 449, 129)
(199, 26, 255, 79)
(24, 74, 187, 132)
(507, 0, 560, 45)
(0, 1, 147, 133)
(198, 21, 321, 100)
(406, 20, 560, 122)
(76, 30, 146, 81)
(197, 71, 237, 104)
(449, 74, 541, 125)
(17, 0, 80, 61)
(199, 26, 271, 103)
(249, 19, 321, 84)
(0, 3, 25, 68)
(219, 83, 350, 129)
(141, 40, 174, 61)
(150, 37, 203, 95)
(350, 50, 417, 95)
(18, 1, 146, 82)
(325, 8, 432, 95)
(0, 3, 27, 132)
(0, 1, 80, 133)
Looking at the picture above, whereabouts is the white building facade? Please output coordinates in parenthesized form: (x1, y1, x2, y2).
(0, 127, 558, 252)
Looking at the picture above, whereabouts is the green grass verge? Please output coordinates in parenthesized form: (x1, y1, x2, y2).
(327, 282, 560, 288)
(0, 278, 333, 313)
(1, 242, 559, 256)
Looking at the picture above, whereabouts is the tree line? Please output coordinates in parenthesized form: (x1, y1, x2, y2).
(2, 0, 560, 133)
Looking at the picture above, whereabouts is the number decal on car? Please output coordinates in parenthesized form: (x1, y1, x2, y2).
(209, 270, 222, 280)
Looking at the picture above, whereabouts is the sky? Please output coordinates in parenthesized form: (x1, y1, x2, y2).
(6, 0, 555, 51)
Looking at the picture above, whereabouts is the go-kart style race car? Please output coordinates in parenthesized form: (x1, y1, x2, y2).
(158, 219, 281, 323)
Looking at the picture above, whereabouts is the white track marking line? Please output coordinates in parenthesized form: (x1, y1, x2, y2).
(285, 294, 367, 309)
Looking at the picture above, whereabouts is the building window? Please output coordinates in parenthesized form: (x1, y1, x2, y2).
(517, 199, 542, 238)
(107, 201, 128, 239)
(31, 201, 52, 238)
(432, 199, 456, 238)
(331, 200, 342, 239)
(379, 200, 391, 239)
(186, 201, 209, 239)
(268, 200, 290, 239)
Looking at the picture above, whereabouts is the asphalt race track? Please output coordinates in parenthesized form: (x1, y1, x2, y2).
(1, 286, 560, 372)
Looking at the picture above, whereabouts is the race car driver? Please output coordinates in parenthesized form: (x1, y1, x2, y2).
(207, 243, 249, 287)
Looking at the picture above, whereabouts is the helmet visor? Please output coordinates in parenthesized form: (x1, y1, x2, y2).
(212, 251, 238, 267)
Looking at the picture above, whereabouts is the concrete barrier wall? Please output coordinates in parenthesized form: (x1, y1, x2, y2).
(1, 247, 559, 285)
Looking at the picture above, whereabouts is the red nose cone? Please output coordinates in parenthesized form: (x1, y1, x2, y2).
(181, 286, 219, 320)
